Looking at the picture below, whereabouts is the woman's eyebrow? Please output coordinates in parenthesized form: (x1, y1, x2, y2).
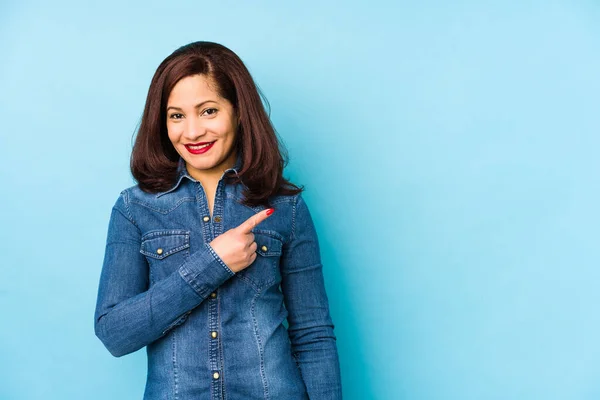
(167, 100, 217, 111)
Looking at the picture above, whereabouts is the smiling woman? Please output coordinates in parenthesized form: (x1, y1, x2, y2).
(94, 41, 343, 400)
(129, 42, 291, 209)
(165, 74, 241, 215)
(166, 75, 238, 172)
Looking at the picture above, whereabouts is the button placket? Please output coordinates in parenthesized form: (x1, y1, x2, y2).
(197, 177, 228, 398)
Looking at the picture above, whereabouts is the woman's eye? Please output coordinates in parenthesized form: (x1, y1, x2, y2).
(203, 108, 218, 116)
(170, 113, 184, 119)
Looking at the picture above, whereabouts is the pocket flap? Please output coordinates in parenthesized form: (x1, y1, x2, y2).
(140, 230, 190, 260)
(253, 230, 283, 257)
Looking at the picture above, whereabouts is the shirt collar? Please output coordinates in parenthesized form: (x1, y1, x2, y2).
(156, 152, 242, 198)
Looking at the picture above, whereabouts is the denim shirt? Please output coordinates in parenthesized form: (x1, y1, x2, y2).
(94, 154, 343, 399)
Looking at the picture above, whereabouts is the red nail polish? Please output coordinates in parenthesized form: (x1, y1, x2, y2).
(266, 208, 274, 215)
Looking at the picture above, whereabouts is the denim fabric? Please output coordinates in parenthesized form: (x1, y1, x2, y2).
(94, 154, 343, 399)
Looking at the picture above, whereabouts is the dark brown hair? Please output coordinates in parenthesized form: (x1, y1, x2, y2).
(130, 41, 302, 208)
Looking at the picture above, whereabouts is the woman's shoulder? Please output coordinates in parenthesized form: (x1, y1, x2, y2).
(269, 192, 300, 206)
(113, 183, 306, 214)
(112, 183, 191, 216)
(109, 183, 167, 215)
(228, 182, 301, 208)
(113, 183, 156, 203)
(264, 192, 313, 225)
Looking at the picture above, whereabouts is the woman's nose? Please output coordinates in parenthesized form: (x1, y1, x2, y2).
(183, 116, 206, 140)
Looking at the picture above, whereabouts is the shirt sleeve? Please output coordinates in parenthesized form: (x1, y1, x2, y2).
(93, 190, 235, 357)
(280, 193, 343, 399)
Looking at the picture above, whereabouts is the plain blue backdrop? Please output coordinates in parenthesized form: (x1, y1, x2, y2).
(1, 1, 599, 399)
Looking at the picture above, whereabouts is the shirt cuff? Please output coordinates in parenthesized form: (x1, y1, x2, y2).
(178, 242, 235, 298)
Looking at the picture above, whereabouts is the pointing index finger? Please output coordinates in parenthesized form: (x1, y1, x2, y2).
(237, 208, 275, 233)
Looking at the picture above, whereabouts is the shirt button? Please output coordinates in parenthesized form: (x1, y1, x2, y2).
(203, 216, 210, 222)
(261, 245, 268, 252)
(211, 331, 218, 338)
(210, 292, 217, 298)
(214, 216, 222, 223)
(156, 248, 163, 255)
(213, 372, 220, 379)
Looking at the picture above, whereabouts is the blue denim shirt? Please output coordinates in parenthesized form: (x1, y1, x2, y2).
(94, 154, 343, 399)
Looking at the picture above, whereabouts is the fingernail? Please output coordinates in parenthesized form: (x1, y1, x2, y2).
(266, 208, 274, 215)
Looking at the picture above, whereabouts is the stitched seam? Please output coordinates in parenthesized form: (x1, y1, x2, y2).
(172, 331, 179, 400)
(252, 229, 285, 242)
(141, 243, 190, 259)
(253, 232, 283, 256)
(162, 311, 190, 336)
(235, 273, 261, 292)
(251, 291, 270, 400)
(141, 229, 190, 239)
(238, 265, 278, 291)
(121, 189, 139, 229)
(229, 193, 293, 211)
(107, 207, 138, 245)
(129, 197, 196, 214)
(281, 263, 322, 275)
(206, 243, 235, 276)
(291, 194, 299, 241)
(218, 291, 227, 400)
(178, 265, 207, 299)
(155, 174, 189, 198)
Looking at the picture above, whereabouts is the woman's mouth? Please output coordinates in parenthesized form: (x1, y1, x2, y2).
(185, 141, 216, 154)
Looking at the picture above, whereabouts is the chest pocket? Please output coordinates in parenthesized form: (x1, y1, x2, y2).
(140, 230, 190, 285)
(236, 229, 284, 292)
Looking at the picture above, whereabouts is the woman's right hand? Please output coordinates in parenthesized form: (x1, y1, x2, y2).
(209, 208, 275, 273)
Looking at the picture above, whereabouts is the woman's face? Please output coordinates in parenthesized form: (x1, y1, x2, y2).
(166, 74, 238, 181)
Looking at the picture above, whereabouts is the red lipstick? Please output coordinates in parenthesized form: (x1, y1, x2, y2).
(185, 141, 216, 155)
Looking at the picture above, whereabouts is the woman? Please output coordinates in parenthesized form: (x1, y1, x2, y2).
(93, 41, 343, 399)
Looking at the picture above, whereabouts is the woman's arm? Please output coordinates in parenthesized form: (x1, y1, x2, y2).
(94, 190, 235, 357)
(280, 193, 343, 399)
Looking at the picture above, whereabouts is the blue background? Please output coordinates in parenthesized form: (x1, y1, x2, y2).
(1, 1, 599, 399)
